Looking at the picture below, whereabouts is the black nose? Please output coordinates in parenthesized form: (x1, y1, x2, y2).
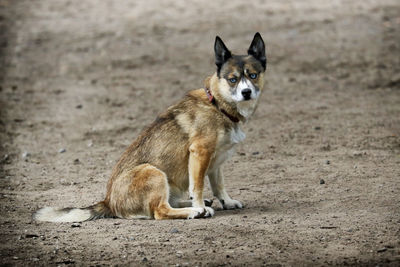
(241, 89, 252, 100)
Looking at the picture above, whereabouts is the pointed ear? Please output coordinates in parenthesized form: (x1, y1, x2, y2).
(248, 32, 266, 70)
(214, 36, 232, 74)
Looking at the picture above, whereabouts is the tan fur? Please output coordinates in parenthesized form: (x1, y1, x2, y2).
(33, 33, 266, 222)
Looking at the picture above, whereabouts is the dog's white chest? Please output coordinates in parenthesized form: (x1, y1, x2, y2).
(209, 126, 246, 172)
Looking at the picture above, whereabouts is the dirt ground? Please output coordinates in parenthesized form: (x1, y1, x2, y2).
(1, 0, 399, 266)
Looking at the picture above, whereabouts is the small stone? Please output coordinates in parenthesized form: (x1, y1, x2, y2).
(13, 256, 19, 260)
(112, 237, 117, 240)
(314, 126, 321, 130)
(75, 104, 82, 109)
(87, 140, 93, 147)
(1, 154, 10, 164)
(176, 251, 183, 258)
(58, 148, 66, 153)
(71, 223, 81, 228)
(320, 179, 325, 184)
(377, 247, 387, 253)
(325, 160, 330, 165)
(142, 257, 148, 262)
(22, 151, 30, 158)
(25, 234, 39, 238)
(252, 151, 260, 155)
(73, 159, 80, 164)
(170, 228, 179, 234)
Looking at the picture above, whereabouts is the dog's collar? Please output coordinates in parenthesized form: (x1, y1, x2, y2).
(204, 87, 214, 103)
(204, 87, 240, 123)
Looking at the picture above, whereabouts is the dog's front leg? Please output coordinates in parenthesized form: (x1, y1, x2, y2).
(188, 140, 215, 217)
(209, 168, 243, 210)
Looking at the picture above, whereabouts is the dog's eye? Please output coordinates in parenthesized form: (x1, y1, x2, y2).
(249, 73, 257, 79)
(229, 78, 237, 83)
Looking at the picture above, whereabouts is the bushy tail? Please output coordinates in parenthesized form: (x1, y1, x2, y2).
(33, 201, 114, 223)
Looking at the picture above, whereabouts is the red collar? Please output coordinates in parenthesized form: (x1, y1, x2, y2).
(204, 87, 240, 123)
(204, 87, 214, 102)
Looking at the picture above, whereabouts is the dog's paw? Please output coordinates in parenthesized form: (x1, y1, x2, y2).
(221, 199, 243, 210)
(187, 207, 206, 219)
(203, 207, 214, 217)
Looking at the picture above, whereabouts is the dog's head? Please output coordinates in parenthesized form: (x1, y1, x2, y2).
(213, 33, 266, 107)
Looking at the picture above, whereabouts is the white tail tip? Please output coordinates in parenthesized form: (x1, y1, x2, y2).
(33, 207, 91, 222)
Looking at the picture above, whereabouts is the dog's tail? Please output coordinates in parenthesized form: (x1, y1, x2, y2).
(33, 201, 114, 223)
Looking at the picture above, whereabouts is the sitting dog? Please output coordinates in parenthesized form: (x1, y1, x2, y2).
(34, 32, 266, 221)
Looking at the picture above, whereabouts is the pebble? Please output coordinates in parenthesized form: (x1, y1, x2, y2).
(170, 228, 179, 234)
(1, 154, 10, 164)
(142, 257, 148, 262)
(71, 223, 81, 228)
(76, 104, 83, 109)
(25, 234, 39, 238)
(252, 151, 260, 155)
(73, 159, 80, 164)
(377, 247, 387, 253)
(320, 179, 326, 184)
(22, 151, 30, 158)
(58, 148, 66, 153)
(325, 160, 330, 165)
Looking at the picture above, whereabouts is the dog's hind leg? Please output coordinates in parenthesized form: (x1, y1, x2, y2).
(112, 164, 208, 220)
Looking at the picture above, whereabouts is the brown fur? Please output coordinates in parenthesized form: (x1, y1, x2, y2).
(102, 85, 236, 219)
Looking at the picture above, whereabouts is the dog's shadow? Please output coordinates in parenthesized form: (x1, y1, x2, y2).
(212, 205, 277, 218)
(212, 200, 318, 218)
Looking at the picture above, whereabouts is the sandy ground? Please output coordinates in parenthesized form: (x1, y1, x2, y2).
(1, 0, 400, 266)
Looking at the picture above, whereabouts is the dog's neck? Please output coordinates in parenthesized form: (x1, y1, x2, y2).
(204, 74, 246, 123)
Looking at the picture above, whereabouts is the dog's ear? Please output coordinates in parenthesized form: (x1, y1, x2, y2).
(248, 32, 266, 70)
(214, 36, 232, 74)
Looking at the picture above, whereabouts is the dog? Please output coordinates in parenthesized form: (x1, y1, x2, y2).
(34, 32, 267, 222)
